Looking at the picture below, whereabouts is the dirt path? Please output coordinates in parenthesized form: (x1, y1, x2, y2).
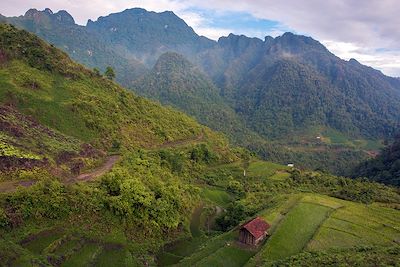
(71, 155, 120, 183)
(151, 131, 205, 150)
(0, 155, 120, 193)
(0, 180, 36, 193)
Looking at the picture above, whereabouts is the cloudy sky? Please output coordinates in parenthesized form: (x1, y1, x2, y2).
(1, 0, 400, 77)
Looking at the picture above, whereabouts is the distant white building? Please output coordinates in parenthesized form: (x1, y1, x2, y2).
(287, 163, 294, 167)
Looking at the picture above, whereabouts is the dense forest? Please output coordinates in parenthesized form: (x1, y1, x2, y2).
(352, 135, 400, 186)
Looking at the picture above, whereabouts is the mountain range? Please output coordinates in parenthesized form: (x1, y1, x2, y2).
(1, 10, 400, 267)
(2, 8, 400, 175)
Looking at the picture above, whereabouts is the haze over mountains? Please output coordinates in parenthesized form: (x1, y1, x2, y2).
(1, 5, 400, 266)
(3, 7, 400, 175)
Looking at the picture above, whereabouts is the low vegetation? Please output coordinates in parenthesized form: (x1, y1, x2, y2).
(0, 23, 399, 267)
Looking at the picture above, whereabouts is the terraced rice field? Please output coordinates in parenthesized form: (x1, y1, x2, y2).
(17, 229, 136, 267)
(259, 202, 333, 261)
(247, 194, 400, 266)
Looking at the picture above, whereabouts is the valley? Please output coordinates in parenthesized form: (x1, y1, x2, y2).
(3, 8, 400, 176)
(0, 6, 399, 267)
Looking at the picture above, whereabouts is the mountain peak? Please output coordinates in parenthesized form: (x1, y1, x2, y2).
(44, 8, 53, 14)
(272, 32, 328, 54)
(218, 33, 263, 49)
(24, 8, 39, 17)
(348, 58, 361, 65)
(54, 10, 75, 24)
(154, 52, 193, 72)
(23, 8, 75, 25)
(123, 7, 148, 14)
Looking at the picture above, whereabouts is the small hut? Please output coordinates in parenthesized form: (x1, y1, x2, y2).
(239, 217, 270, 245)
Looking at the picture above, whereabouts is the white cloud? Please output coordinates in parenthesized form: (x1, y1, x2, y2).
(184, 0, 400, 76)
(323, 40, 400, 77)
(195, 27, 233, 40)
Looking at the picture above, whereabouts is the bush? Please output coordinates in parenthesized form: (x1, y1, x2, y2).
(0, 207, 9, 227)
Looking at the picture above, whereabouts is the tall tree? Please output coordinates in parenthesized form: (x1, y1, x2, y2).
(105, 66, 116, 80)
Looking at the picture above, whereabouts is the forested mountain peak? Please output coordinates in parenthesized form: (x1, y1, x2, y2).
(153, 52, 195, 72)
(270, 32, 329, 53)
(85, 7, 215, 66)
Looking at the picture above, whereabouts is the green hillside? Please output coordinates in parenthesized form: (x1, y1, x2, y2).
(0, 22, 400, 267)
(2, 8, 147, 86)
(0, 24, 206, 150)
(352, 135, 400, 186)
(0, 23, 237, 265)
(5, 9, 400, 176)
(133, 52, 262, 145)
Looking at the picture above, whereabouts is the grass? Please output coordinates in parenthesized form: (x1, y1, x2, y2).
(0, 51, 205, 150)
(94, 246, 131, 267)
(249, 194, 400, 266)
(157, 204, 208, 266)
(190, 205, 204, 238)
(259, 194, 303, 228)
(193, 244, 256, 267)
(269, 171, 290, 181)
(322, 129, 349, 144)
(247, 161, 289, 178)
(158, 251, 184, 266)
(201, 187, 232, 207)
(0, 138, 41, 160)
(259, 202, 333, 262)
(61, 242, 101, 267)
(175, 231, 235, 266)
(21, 230, 64, 254)
(307, 201, 400, 250)
(54, 238, 80, 255)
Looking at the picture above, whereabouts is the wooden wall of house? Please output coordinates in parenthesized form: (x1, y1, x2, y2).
(239, 229, 255, 245)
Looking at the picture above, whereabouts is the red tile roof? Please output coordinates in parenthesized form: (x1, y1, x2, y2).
(241, 217, 270, 239)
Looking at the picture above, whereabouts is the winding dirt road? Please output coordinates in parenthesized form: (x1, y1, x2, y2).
(73, 155, 120, 183)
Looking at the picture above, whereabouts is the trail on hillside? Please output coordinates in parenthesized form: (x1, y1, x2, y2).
(152, 132, 205, 150)
(0, 155, 120, 193)
(69, 155, 120, 183)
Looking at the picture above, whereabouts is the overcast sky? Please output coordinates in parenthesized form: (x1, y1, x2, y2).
(1, 0, 400, 77)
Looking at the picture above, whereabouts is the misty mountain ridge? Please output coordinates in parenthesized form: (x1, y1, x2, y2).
(2, 7, 400, 175)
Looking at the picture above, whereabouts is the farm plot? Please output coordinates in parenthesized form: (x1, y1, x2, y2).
(247, 161, 289, 178)
(192, 244, 256, 267)
(175, 231, 253, 267)
(307, 201, 400, 250)
(201, 187, 232, 207)
(259, 202, 332, 262)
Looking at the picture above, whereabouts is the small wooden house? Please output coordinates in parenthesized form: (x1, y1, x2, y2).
(239, 217, 270, 245)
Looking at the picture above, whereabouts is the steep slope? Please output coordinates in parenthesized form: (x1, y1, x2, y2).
(0, 24, 242, 267)
(86, 8, 215, 66)
(352, 135, 400, 186)
(133, 52, 261, 144)
(5, 9, 400, 142)
(0, 23, 214, 168)
(4, 8, 400, 175)
(0, 105, 106, 179)
(197, 33, 400, 141)
(2, 8, 147, 86)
